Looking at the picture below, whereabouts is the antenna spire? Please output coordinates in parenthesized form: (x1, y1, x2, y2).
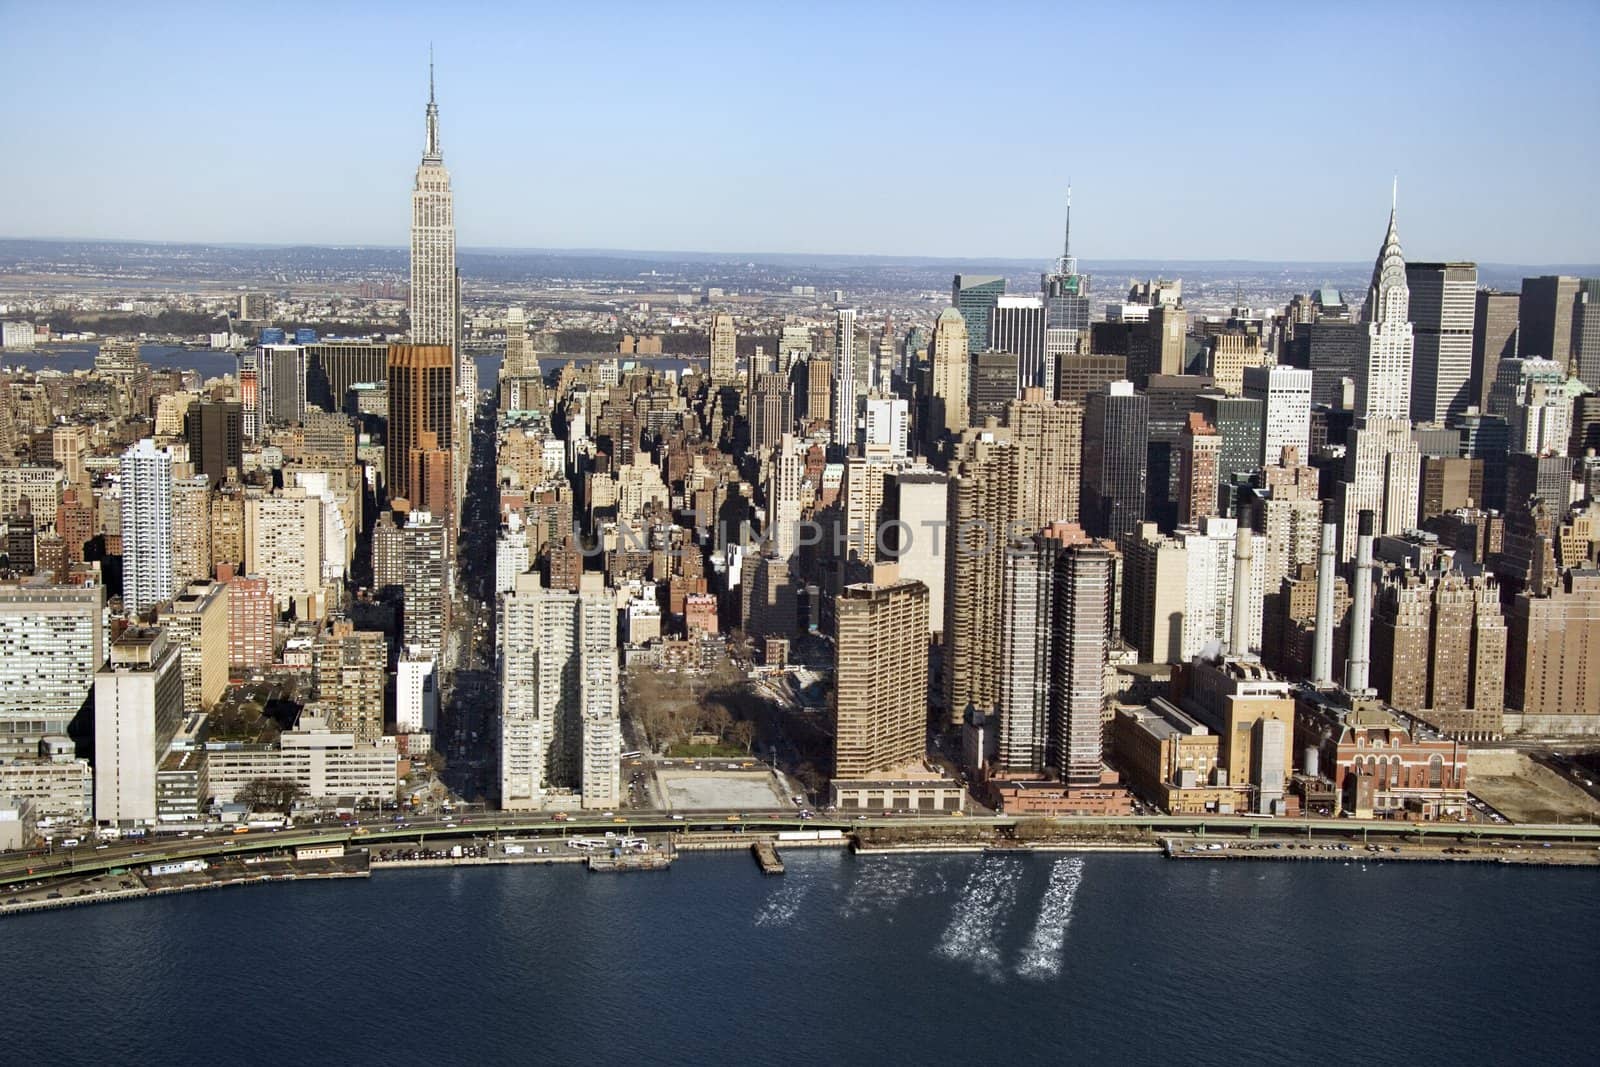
(429, 44, 435, 104)
(1391, 174, 1397, 212)
(424, 48, 441, 160)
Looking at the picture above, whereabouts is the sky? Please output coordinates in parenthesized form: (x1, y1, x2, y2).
(3, 0, 1598, 264)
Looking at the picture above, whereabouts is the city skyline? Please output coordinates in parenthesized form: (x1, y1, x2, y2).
(3, 2, 1598, 263)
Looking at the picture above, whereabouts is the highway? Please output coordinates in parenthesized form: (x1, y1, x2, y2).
(6, 810, 1599, 888)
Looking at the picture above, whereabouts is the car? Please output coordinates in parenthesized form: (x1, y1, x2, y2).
(669, 814, 684, 821)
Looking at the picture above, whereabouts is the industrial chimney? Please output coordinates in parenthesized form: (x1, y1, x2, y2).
(1311, 498, 1338, 686)
(1230, 520, 1254, 657)
(1344, 508, 1376, 694)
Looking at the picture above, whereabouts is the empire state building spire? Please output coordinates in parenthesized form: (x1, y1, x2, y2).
(409, 53, 456, 349)
(424, 48, 441, 161)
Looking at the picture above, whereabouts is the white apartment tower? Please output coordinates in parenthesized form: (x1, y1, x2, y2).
(119, 439, 174, 617)
(833, 308, 858, 444)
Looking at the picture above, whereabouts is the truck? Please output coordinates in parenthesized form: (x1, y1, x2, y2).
(450, 845, 463, 859)
(147, 859, 209, 877)
(503, 844, 527, 855)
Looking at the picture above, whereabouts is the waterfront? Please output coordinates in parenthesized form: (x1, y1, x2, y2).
(4, 852, 1595, 1065)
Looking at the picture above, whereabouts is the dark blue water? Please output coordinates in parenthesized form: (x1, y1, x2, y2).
(3, 852, 1595, 1065)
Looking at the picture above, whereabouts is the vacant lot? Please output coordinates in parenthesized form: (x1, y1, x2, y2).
(657, 770, 789, 811)
(1468, 749, 1600, 824)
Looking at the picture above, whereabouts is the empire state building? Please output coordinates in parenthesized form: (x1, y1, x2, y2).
(410, 63, 456, 350)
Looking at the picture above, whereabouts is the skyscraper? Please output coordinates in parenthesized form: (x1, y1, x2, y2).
(989, 296, 1048, 392)
(1471, 289, 1520, 413)
(709, 312, 737, 382)
(833, 571, 930, 780)
(1081, 381, 1148, 544)
(952, 275, 1006, 357)
(120, 439, 174, 617)
(1355, 196, 1414, 421)
(502, 307, 531, 379)
(386, 343, 455, 511)
(1518, 275, 1580, 370)
(1042, 187, 1091, 374)
(832, 308, 858, 445)
(410, 60, 456, 351)
(1407, 261, 1477, 424)
(943, 428, 1020, 726)
(970, 350, 1020, 425)
(183, 401, 242, 488)
(1242, 365, 1313, 467)
(1005, 388, 1082, 529)
(927, 307, 970, 445)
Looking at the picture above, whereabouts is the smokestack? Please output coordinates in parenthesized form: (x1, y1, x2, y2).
(1312, 498, 1337, 686)
(1230, 521, 1254, 657)
(1345, 508, 1375, 694)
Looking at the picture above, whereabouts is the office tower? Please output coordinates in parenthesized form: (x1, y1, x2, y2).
(257, 344, 308, 425)
(1283, 319, 1363, 409)
(154, 580, 228, 716)
(1056, 353, 1126, 406)
(1140, 373, 1215, 529)
(970, 350, 1021, 424)
(1574, 280, 1600, 390)
(312, 621, 387, 744)
(1335, 417, 1421, 559)
(411, 62, 456, 350)
(386, 343, 455, 508)
(1354, 199, 1414, 420)
(226, 571, 273, 670)
(1506, 376, 1577, 457)
(943, 429, 1021, 726)
(1005, 388, 1083, 529)
(93, 627, 183, 826)
(119, 439, 174, 617)
(0, 578, 105, 750)
(1518, 275, 1580, 370)
(183, 401, 242, 487)
(833, 570, 930, 779)
(1419, 457, 1484, 520)
(1176, 412, 1222, 527)
(928, 307, 970, 444)
(1471, 290, 1519, 413)
(1506, 570, 1600, 727)
(1146, 305, 1189, 381)
(1458, 410, 1512, 511)
(303, 340, 389, 415)
(1406, 261, 1477, 424)
(802, 356, 833, 433)
(1242, 365, 1313, 467)
(1505, 454, 1576, 518)
(1119, 521, 1188, 663)
(170, 475, 212, 588)
(495, 307, 529, 382)
(1042, 190, 1092, 368)
(882, 467, 948, 639)
(245, 487, 323, 618)
(1081, 381, 1148, 544)
(1371, 569, 1505, 735)
(709, 312, 737, 382)
(239, 292, 270, 321)
(832, 308, 858, 443)
(749, 373, 791, 459)
(861, 395, 909, 461)
(1207, 332, 1267, 396)
(952, 275, 1006, 356)
(398, 509, 448, 660)
(1489, 356, 1568, 421)
(990, 296, 1048, 391)
(765, 434, 807, 561)
(499, 573, 620, 810)
(1195, 394, 1265, 490)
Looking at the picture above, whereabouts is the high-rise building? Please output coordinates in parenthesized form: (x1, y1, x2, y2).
(861, 395, 909, 461)
(1242, 365, 1313, 468)
(0, 578, 105, 751)
(499, 573, 620, 810)
(410, 62, 457, 351)
(1207, 333, 1267, 397)
(1119, 521, 1188, 664)
(990, 296, 1048, 392)
(832, 308, 858, 444)
(1172, 516, 1266, 660)
(943, 429, 1020, 725)
(804, 357, 833, 433)
(1407, 261, 1477, 424)
(93, 627, 183, 826)
(1005, 388, 1082, 529)
(304, 341, 389, 414)
(970, 350, 1021, 426)
(1283, 320, 1363, 409)
(1355, 199, 1414, 421)
(1195, 394, 1265, 491)
(952, 275, 1005, 357)
(709, 312, 737, 382)
(749, 372, 792, 459)
(183, 401, 242, 487)
(1081, 381, 1148, 544)
(398, 509, 449, 661)
(1335, 417, 1421, 559)
(312, 621, 387, 744)
(170, 475, 212, 588)
(834, 568, 929, 779)
(257, 344, 308, 425)
(225, 571, 273, 670)
(1471, 290, 1520, 415)
(927, 307, 970, 445)
(1574, 280, 1600, 391)
(119, 439, 173, 617)
(1518, 275, 1580, 371)
(1176, 412, 1222, 527)
(245, 487, 323, 619)
(502, 307, 531, 379)
(386, 343, 455, 510)
(882, 467, 948, 640)
(1371, 568, 1505, 737)
(154, 580, 228, 716)
(1506, 569, 1600, 730)
(1056, 353, 1126, 406)
(1042, 189, 1092, 373)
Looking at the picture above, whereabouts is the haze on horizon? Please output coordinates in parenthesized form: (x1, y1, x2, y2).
(3, 0, 1597, 265)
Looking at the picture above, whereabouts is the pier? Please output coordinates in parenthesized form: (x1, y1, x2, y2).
(752, 841, 784, 874)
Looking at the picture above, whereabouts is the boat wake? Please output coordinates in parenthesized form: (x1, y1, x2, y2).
(755, 882, 810, 928)
(935, 858, 1022, 981)
(1015, 857, 1084, 981)
(840, 857, 933, 920)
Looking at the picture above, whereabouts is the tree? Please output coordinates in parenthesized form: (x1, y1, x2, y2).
(730, 719, 756, 755)
(236, 778, 303, 813)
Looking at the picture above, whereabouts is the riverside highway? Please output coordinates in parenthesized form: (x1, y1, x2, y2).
(5, 811, 1600, 888)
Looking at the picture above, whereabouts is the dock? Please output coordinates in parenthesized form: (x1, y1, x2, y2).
(586, 848, 673, 873)
(751, 840, 785, 874)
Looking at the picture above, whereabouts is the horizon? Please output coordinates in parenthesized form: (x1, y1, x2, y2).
(3, 2, 1598, 263)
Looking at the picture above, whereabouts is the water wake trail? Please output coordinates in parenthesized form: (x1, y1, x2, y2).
(1015, 856, 1084, 981)
(935, 858, 1022, 981)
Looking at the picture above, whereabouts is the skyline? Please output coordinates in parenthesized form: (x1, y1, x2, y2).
(1, 2, 1597, 263)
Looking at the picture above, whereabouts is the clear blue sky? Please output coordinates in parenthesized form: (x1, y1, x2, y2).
(4, 0, 1597, 263)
